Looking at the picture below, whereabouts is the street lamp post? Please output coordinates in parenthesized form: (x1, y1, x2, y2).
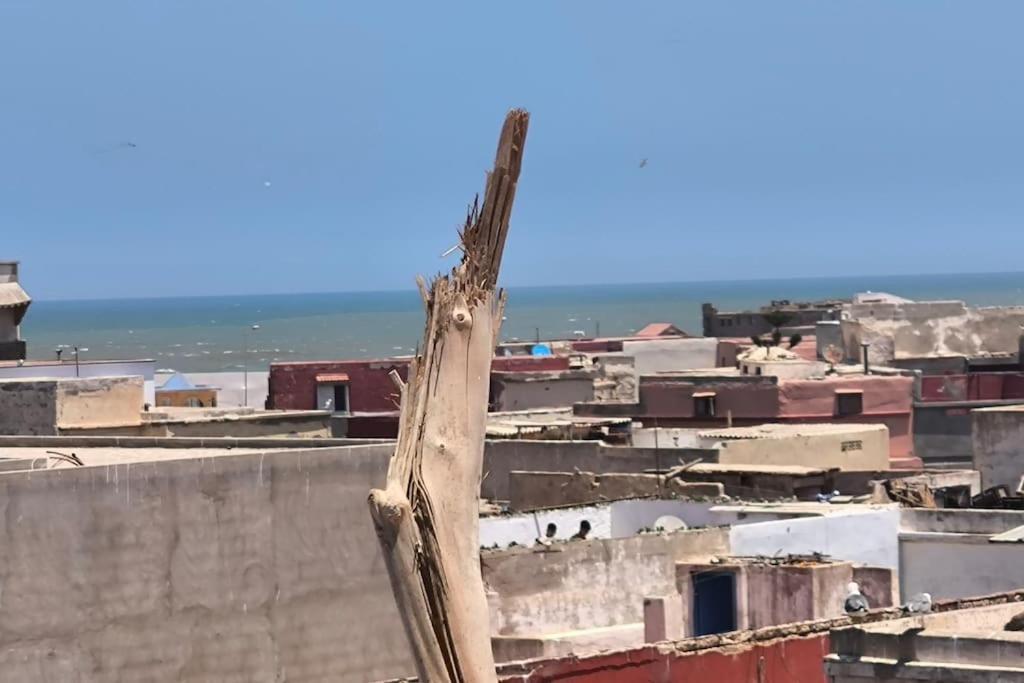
(243, 324, 260, 407)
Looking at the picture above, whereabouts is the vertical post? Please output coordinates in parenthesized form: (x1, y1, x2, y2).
(74, 346, 80, 377)
(243, 323, 260, 407)
(861, 341, 870, 375)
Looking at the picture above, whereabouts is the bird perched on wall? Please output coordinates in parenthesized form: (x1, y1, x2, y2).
(902, 592, 933, 614)
(844, 582, 870, 614)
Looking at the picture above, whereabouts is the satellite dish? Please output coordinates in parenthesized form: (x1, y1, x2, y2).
(654, 515, 687, 532)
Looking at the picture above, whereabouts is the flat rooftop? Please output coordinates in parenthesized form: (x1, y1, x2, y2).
(828, 602, 1024, 675)
(0, 445, 269, 468)
(698, 422, 885, 440)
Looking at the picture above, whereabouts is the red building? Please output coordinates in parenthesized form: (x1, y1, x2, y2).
(268, 355, 571, 437)
(577, 371, 918, 468)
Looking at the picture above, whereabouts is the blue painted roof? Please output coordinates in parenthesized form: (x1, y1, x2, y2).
(160, 373, 196, 391)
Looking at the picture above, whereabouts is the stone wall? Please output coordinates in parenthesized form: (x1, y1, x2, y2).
(0, 443, 415, 682)
(0, 378, 57, 435)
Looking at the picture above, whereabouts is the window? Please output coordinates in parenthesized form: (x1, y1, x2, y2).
(333, 384, 349, 413)
(836, 391, 863, 417)
(694, 392, 716, 418)
(755, 367, 762, 376)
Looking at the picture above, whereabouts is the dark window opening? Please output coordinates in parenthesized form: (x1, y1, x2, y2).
(693, 571, 737, 636)
(836, 392, 863, 417)
(333, 384, 349, 412)
(694, 395, 716, 418)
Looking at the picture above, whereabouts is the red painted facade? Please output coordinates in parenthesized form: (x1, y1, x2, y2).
(919, 372, 1024, 402)
(498, 634, 830, 683)
(268, 356, 570, 412)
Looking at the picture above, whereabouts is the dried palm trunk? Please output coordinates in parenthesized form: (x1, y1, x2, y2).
(368, 109, 529, 682)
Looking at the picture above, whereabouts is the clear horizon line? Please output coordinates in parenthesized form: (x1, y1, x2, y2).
(27, 268, 1024, 304)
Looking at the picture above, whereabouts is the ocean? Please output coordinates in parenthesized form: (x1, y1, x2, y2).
(21, 272, 1024, 374)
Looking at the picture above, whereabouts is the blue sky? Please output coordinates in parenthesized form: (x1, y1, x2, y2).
(2, 2, 1023, 299)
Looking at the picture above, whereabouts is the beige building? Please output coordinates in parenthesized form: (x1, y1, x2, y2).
(0, 376, 144, 435)
(697, 422, 891, 471)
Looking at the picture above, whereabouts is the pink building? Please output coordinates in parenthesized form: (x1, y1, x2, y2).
(577, 372, 917, 468)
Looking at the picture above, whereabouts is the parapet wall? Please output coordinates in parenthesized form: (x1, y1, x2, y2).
(481, 440, 716, 501)
(0, 443, 414, 682)
(843, 301, 1024, 364)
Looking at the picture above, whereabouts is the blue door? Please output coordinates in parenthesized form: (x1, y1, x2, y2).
(692, 571, 737, 636)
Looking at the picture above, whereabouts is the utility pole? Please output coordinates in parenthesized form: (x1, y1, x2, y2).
(243, 324, 260, 406)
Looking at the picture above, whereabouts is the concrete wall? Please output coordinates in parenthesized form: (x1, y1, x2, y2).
(0, 360, 156, 405)
(843, 301, 1024, 364)
(631, 427, 702, 448)
(621, 338, 718, 375)
(708, 426, 890, 471)
(0, 307, 17, 342)
(483, 529, 729, 637)
(0, 378, 57, 435)
(900, 533, 1024, 602)
(55, 376, 144, 429)
(490, 373, 595, 412)
(0, 376, 143, 435)
(745, 562, 852, 629)
(507, 471, 723, 511)
(61, 411, 331, 439)
(972, 406, 1024, 489)
(729, 508, 902, 570)
(0, 443, 415, 682)
(480, 440, 716, 502)
(914, 403, 974, 464)
(480, 499, 725, 548)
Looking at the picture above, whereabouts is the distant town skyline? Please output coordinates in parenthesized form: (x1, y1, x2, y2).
(4, 2, 1024, 300)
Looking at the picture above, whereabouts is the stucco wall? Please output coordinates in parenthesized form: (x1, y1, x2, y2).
(729, 508, 901, 570)
(900, 533, 1024, 602)
(709, 426, 890, 471)
(622, 338, 718, 375)
(844, 301, 1024, 364)
(0, 443, 415, 682)
(483, 529, 729, 637)
(55, 376, 143, 429)
(972, 406, 1024, 489)
(745, 562, 852, 629)
(0, 360, 156, 405)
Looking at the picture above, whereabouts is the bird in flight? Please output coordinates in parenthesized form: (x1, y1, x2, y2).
(639, 158, 648, 169)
